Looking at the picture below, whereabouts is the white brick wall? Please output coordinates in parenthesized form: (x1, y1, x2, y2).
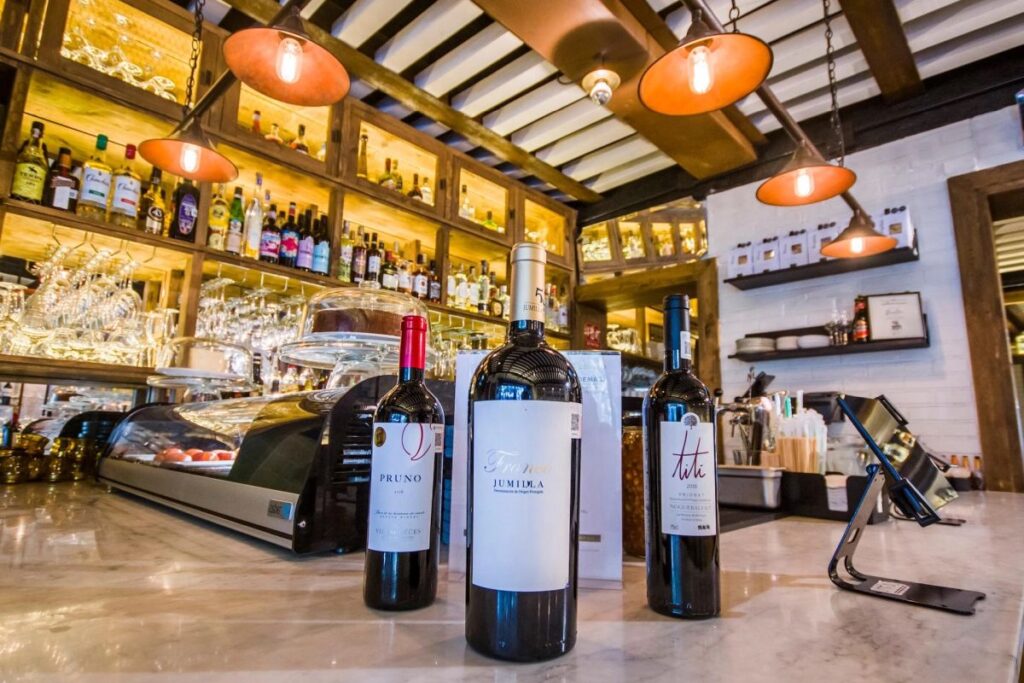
(707, 105, 1024, 456)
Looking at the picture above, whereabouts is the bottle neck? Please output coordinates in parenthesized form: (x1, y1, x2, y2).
(399, 367, 425, 383)
(399, 320, 428, 378)
(508, 254, 546, 341)
(664, 304, 692, 373)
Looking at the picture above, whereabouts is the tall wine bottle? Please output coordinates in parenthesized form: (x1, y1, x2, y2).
(642, 294, 720, 619)
(467, 242, 582, 662)
(363, 315, 444, 610)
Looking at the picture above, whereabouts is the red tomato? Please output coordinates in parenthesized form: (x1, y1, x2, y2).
(193, 452, 216, 462)
(185, 448, 204, 457)
(214, 450, 235, 461)
(163, 451, 188, 462)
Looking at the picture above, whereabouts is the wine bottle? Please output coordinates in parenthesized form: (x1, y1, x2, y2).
(466, 242, 582, 662)
(642, 294, 720, 619)
(363, 315, 444, 610)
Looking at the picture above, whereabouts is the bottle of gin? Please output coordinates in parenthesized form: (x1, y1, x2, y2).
(109, 144, 141, 228)
(77, 134, 112, 221)
(243, 174, 264, 259)
(337, 221, 354, 282)
(459, 184, 474, 221)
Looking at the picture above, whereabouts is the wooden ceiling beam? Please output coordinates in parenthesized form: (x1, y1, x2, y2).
(219, 0, 603, 203)
(838, 0, 923, 102)
(473, 0, 760, 180)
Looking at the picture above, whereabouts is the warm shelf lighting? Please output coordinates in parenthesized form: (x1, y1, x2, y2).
(756, 140, 856, 206)
(820, 209, 896, 259)
(638, 10, 772, 116)
(223, 6, 349, 107)
(139, 118, 237, 183)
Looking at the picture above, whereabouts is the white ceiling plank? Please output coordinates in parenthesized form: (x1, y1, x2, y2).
(587, 152, 676, 193)
(563, 136, 660, 181)
(666, 1, 822, 45)
(450, 52, 558, 118)
(375, 0, 483, 73)
(482, 80, 585, 137)
(411, 117, 450, 138)
(347, 79, 375, 100)
(299, 0, 329, 19)
(332, 0, 415, 48)
(377, 97, 414, 120)
(201, 0, 231, 26)
(535, 117, 634, 167)
(414, 24, 522, 97)
(510, 99, 611, 152)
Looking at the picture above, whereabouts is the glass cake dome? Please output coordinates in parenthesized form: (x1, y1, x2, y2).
(149, 337, 255, 401)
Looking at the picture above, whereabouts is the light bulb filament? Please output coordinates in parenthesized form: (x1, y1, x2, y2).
(180, 143, 200, 174)
(688, 44, 713, 95)
(794, 169, 815, 198)
(276, 36, 304, 84)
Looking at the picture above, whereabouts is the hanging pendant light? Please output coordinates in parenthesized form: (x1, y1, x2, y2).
(223, 5, 350, 107)
(756, 140, 855, 206)
(638, 7, 772, 116)
(821, 209, 896, 259)
(140, 0, 237, 183)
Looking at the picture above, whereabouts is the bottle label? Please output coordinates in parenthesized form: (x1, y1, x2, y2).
(398, 271, 412, 292)
(177, 194, 197, 235)
(312, 241, 330, 274)
(367, 422, 442, 553)
(471, 400, 580, 592)
(381, 270, 398, 290)
(209, 204, 228, 229)
(52, 186, 77, 210)
(414, 274, 428, 298)
(81, 168, 111, 207)
(245, 218, 262, 254)
(469, 283, 480, 307)
(226, 218, 243, 253)
(208, 230, 225, 251)
(279, 231, 299, 258)
(260, 231, 281, 258)
(681, 332, 692, 360)
(297, 236, 315, 269)
(12, 163, 46, 201)
(145, 206, 165, 235)
(340, 244, 353, 263)
(367, 254, 381, 276)
(659, 416, 717, 537)
(429, 281, 441, 301)
(111, 176, 141, 217)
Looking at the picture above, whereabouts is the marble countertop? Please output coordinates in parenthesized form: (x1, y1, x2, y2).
(1, 483, 1022, 682)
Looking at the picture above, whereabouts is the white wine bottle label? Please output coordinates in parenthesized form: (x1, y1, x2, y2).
(471, 400, 578, 592)
(659, 416, 717, 536)
(111, 176, 141, 217)
(81, 168, 111, 207)
(367, 422, 442, 553)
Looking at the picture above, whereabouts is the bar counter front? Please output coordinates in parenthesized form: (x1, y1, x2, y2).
(1, 482, 1022, 682)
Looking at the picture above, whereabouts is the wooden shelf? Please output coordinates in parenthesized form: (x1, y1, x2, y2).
(724, 243, 920, 291)
(729, 321, 930, 362)
(0, 354, 154, 387)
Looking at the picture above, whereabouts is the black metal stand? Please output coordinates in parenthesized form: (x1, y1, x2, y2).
(828, 465, 986, 615)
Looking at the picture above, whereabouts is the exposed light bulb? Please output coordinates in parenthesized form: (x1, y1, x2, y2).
(688, 44, 713, 95)
(276, 36, 303, 84)
(180, 143, 200, 174)
(850, 236, 864, 254)
(794, 168, 815, 198)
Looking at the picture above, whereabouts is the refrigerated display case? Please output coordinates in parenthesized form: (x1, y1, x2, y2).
(98, 377, 455, 553)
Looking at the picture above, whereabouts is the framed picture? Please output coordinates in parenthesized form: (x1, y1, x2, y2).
(866, 292, 926, 341)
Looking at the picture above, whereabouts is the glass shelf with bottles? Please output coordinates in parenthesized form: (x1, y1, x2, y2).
(617, 219, 648, 262)
(444, 229, 511, 323)
(0, 211, 187, 367)
(522, 195, 570, 265)
(51, 0, 200, 112)
(351, 119, 439, 213)
(578, 221, 617, 267)
(228, 83, 332, 174)
(453, 164, 510, 242)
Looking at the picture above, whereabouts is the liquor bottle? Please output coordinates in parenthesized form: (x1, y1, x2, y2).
(446, 266, 457, 307)
(259, 203, 281, 264)
(407, 173, 422, 200)
(467, 266, 480, 311)
(251, 110, 262, 136)
(243, 174, 264, 259)
(265, 123, 283, 144)
(467, 241, 582, 661)
(642, 294, 719, 619)
(381, 250, 398, 291)
(296, 209, 315, 271)
(481, 210, 502, 234)
(545, 284, 558, 329)
(459, 184, 474, 221)
(12, 121, 48, 203)
(337, 221, 354, 282)
(279, 202, 300, 268)
(43, 147, 79, 212)
(366, 235, 382, 283)
(379, 159, 396, 190)
(853, 296, 870, 343)
(397, 256, 412, 295)
(363, 314, 444, 610)
(558, 286, 569, 332)
(489, 285, 506, 319)
(225, 187, 245, 255)
(427, 260, 441, 303)
(357, 133, 369, 179)
(477, 261, 491, 314)
(455, 265, 469, 310)
(352, 232, 369, 284)
(207, 184, 229, 251)
(138, 169, 165, 235)
(290, 124, 310, 154)
(500, 285, 510, 320)
(393, 159, 404, 192)
(420, 176, 433, 205)
(312, 214, 332, 275)
(316, 142, 327, 162)
(412, 254, 428, 300)
(109, 143, 141, 228)
(169, 179, 199, 242)
(77, 134, 112, 221)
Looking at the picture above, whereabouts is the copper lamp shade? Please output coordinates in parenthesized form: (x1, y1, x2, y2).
(139, 118, 237, 183)
(223, 9, 349, 107)
(820, 210, 897, 259)
(756, 140, 856, 206)
(638, 12, 772, 116)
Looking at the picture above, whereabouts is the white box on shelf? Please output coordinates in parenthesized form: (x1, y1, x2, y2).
(780, 230, 810, 269)
(727, 242, 754, 279)
(753, 237, 781, 273)
(811, 222, 841, 261)
(882, 205, 915, 249)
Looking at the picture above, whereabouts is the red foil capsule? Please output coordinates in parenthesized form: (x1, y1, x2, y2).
(400, 315, 428, 371)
